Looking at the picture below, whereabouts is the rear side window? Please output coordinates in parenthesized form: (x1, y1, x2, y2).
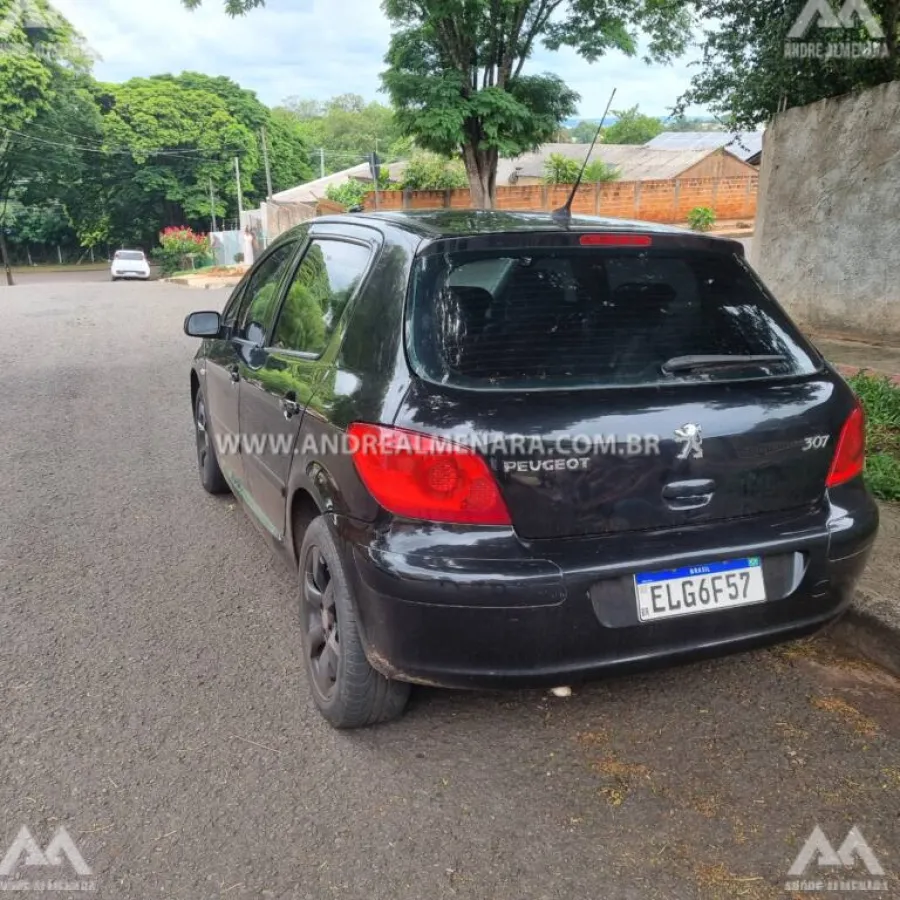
(408, 248, 818, 389)
(271, 239, 372, 356)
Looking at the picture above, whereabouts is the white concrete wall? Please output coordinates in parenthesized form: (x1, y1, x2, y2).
(751, 81, 900, 342)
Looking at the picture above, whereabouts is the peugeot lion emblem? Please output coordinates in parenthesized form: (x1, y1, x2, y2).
(674, 423, 703, 460)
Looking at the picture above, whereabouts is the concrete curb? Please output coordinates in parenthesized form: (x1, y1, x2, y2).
(163, 277, 241, 290)
(830, 589, 900, 679)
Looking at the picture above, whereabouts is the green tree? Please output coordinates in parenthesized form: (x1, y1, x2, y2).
(681, 0, 900, 127)
(276, 94, 402, 175)
(381, 0, 689, 207)
(400, 152, 468, 190)
(543, 152, 618, 183)
(156, 74, 312, 195)
(602, 105, 663, 144)
(0, 0, 88, 278)
(265, 108, 314, 193)
(570, 119, 600, 143)
(185, 0, 692, 208)
(96, 77, 258, 244)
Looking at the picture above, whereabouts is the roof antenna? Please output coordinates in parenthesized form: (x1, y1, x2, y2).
(551, 87, 617, 226)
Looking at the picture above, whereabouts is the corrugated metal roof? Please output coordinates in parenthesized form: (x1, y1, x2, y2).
(272, 161, 407, 204)
(644, 131, 764, 162)
(496, 144, 733, 184)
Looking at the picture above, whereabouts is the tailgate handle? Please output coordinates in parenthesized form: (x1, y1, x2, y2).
(662, 479, 715, 510)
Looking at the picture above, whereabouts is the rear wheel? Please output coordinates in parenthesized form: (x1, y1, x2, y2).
(298, 517, 410, 728)
(194, 387, 229, 494)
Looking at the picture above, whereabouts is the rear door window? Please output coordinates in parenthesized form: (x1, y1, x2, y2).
(270, 239, 372, 356)
(408, 247, 818, 389)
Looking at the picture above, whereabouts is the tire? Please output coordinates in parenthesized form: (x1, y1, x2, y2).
(298, 517, 410, 728)
(111, 276, 117, 282)
(194, 387, 229, 495)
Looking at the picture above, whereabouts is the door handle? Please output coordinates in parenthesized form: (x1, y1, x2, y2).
(281, 393, 302, 419)
(229, 365, 240, 384)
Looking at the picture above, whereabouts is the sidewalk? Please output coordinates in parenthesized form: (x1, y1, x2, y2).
(815, 335, 900, 385)
(813, 333, 900, 675)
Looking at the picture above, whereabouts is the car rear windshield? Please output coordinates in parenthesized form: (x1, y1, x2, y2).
(407, 246, 819, 390)
(115, 250, 145, 261)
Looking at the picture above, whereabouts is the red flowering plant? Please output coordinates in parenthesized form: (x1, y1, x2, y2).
(155, 226, 213, 275)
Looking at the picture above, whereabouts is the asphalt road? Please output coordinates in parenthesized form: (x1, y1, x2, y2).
(1, 281, 899, 900)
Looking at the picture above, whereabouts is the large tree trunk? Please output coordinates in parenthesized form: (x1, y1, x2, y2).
(462, 143, 498, 209)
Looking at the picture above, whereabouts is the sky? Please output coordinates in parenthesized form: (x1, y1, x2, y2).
(51, 0, 707, 119)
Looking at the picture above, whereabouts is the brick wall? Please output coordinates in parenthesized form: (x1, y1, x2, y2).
(363, 175, 757, 223)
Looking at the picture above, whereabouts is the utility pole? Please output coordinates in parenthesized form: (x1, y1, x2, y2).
(260, 128, 274, 199)
(209, 178, 218, 232)
(234, 156, 244, 223)
(319, 148, 325, 179)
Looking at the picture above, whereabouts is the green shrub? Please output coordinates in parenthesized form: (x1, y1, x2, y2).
(543, 153, 580, 184)
(543, 154, 620, 184)
(687, 206, 716, 232)
(325, 180, 371, 210)
(582, 160, 620, 183)
(399, 152, 468, 191)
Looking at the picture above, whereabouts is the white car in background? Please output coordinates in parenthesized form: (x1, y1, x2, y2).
(110, 249, 150, 281)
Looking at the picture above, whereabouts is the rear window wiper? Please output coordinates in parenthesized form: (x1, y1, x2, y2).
(661, 354, 787, 375)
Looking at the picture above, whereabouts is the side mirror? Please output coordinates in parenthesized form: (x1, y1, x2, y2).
(184, 310, 222, 338)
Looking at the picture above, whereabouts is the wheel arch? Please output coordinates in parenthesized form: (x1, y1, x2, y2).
(289, 487, 323, 564)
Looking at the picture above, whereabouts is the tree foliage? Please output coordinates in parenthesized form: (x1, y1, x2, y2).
(682, 0, 900, 127)
(5, 48, 312, 256)
(181, 0, 691, 206)
(379, 0, 691, 207)
(399, 152, 468, 190)
(0, 0, 88, 213)
(602, 105, 663, 144)
(542, 152, 618, 183)
(569, 120, 600, 143)
(277, 93, 404, 174)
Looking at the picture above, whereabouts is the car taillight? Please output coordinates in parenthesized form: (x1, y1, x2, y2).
(347, 423, 511, 526)
(826, 405, 866, 487)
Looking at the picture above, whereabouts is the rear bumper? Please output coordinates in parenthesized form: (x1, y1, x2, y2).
(338, 483, 879, 689)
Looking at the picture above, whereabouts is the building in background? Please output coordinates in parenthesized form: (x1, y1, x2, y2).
(496, 145, 757, 186)
(644, 131, 764, 166)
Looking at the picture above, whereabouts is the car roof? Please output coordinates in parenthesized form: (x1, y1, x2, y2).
(312, 209, 709, 240)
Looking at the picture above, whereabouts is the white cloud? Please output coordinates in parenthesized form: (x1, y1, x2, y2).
(53, 0, 706, 116)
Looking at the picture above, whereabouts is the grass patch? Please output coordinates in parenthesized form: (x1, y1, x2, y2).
(12, 262, 111, 273)
(846, 371, 900, 500)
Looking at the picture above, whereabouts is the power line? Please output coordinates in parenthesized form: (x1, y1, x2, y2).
(3, 127, 404, 164)
(0, 126, 246, 158)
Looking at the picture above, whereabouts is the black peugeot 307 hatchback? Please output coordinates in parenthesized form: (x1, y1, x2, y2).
(184, 210, 878, 728)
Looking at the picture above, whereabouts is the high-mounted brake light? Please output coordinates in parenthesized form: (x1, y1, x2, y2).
(826, 404, 866, 488)
(347, 423, 511, 526)
(580, 234, 652, 247)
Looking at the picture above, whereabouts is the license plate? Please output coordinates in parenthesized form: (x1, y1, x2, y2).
(635, 557, 765, 623)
